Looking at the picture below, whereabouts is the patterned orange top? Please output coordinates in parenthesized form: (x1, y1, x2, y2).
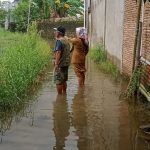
(69, 38, 86, 64)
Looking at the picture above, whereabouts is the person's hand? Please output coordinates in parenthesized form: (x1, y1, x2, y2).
(52, 59, 55, 66)
(54, 64, 59, 70)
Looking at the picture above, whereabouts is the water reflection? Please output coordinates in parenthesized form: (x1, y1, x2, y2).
(5, 90, 149, 150)
(1, 61, 150, 150)
(53, 95, 70, 150)
(0, 104, 26, 137)
(0, 112, 12, 143)
(72, 87, 88, 150)
(128, 102, 150, 150)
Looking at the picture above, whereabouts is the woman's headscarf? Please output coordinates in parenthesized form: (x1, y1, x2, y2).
(76, 27, 88, 44)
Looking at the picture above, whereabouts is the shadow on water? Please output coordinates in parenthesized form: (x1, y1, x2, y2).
(1, 59, 150, 150)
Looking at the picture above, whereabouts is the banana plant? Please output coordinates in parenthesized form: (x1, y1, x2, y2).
(54, 0, 84, 17)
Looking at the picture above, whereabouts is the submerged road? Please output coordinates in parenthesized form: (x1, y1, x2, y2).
(0, 59, 150, 150)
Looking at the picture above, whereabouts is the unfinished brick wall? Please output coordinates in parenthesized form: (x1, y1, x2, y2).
(122, 0, 138, 76)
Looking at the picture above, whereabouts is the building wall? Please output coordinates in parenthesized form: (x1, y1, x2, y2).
(141, 1, 150, 92)
(141, 1, 150, 61)
(122, 0, 150, 77)
(105, 0, 125, 69)
(88, 0, 125, 69)
(122, 0, 150, 92)
(122, 0, 138, 76)
(90, 0, 105, 46)
(87, 0, 150, 98)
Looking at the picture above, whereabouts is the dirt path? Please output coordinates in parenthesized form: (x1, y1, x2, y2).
(0, 60, 150, 150)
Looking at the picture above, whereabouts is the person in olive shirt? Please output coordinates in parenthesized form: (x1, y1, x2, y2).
(53, 26, 70, 94)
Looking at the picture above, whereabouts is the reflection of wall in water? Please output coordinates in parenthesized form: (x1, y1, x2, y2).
(85, 61, 121, 150)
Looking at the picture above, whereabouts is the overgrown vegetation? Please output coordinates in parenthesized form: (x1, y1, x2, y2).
(0, 22, 51, 111)
(90, 45, 119, 77)
(126, 66, 143, 98)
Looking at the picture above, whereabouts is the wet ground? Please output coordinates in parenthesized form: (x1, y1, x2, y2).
(1, 59, 150, 150)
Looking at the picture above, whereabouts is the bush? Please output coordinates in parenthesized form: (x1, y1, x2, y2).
(0, 23, 51, 111)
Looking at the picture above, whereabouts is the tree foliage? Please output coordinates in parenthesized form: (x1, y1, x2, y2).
(11, 0, 84, 31)
(53, 0, 84, 17)
(12, 2, 29, 31)
(12, 1, 40, 31)
(0, 9, 6, 22)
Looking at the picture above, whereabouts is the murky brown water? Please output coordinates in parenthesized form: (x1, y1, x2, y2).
(1, 59, 150, 150)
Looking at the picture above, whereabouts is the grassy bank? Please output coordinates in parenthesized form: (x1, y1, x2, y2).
(0, 24, 51, 111)
(90, 45, 119, 77)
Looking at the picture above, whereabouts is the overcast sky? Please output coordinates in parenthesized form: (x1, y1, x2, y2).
(0, 0, 14, 2)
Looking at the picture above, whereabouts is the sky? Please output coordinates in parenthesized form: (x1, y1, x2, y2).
(0, 0, 14, 2)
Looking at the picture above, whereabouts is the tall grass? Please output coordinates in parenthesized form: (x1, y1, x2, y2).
(90, 45, 119, 77)
(0, 23, 51, 111)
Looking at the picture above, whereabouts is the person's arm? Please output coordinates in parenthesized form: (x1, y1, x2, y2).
(54, 40, 62, 68)
(55, 51, 61, 67)
(68, 38, 78, 45)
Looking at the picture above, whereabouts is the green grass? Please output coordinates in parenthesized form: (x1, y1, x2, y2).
(90, 45, 119, 77)
(126, 67, 142, 98)
(0, 23, 51, 111)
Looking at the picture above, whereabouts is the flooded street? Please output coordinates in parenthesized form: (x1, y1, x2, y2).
(1, 59, 150, 150)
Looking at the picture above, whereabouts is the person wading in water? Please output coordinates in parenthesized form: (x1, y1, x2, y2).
(68, 27, 89, 87)
(53, 26, 70, 94)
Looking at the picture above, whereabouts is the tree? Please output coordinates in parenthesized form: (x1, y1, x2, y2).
(12, 1, 40, 31)
(53, 0, 84, 17)
(33, 0, 51, 19)
(0, 1, 7, 26)
(33, 0, 84, 18)
(0, 9, 6, 22)
(12, 0, 84, 31)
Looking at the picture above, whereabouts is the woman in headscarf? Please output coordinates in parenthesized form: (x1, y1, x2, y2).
(68, 27, 89, 87)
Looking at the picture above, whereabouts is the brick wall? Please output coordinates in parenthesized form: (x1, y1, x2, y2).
(122, 0, 138, 76)
(141, 1, 150, 61)
(123, 0, 150, 93)
(141, 1, 150, 92)
(141, 65, 150, 92)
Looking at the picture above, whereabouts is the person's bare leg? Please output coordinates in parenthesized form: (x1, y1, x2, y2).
(78, 72, 85, 87)
(82, 73, 85, 85)
(78, 77, 84, 87)
(56, 84, 63, 94)
(62, 82, 67, 94)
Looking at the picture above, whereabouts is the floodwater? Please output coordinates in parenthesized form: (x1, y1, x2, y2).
(1, 59, 150, 150)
